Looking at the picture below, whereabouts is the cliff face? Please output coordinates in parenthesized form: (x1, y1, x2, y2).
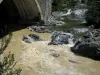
(0, 0, 52, 24)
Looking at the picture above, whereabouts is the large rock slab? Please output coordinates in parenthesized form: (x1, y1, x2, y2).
(71, 28, 100, 60)
(49, 31, 75, 46)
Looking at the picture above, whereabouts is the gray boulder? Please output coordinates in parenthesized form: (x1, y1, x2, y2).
(71, 29, 100, 60)
(27, 26, 51, 33)
(71, 4, 87, 20)
(22, 35, 33, 43)
(49, 31, 75, 45)
(22, 34, 40, 43)
(73, 28, 89, 33)
(29, 34, 40, 41)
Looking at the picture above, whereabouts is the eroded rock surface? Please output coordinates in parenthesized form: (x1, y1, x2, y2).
(49, 31, 75, 47)
(22, 34, 40, 43)
(71, 28, 100, 60)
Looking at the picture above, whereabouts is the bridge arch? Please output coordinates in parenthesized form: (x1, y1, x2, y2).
(0, 0, 52, 24)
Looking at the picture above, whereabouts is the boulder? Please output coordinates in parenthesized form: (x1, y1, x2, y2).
(73, 28, 89, 33)
(22, 35, 32, 43)
(71, 41, 100, 60)
(49, 31, 75, 46)
(71, 9, 87, 20)
(27, 26, 51, 33)
(29, 34, 40, 41)
(65, 28, 89, 35)
(22, 34, 40, 43)
(71, 29, 100, 60)
(72, 4, 87, 19)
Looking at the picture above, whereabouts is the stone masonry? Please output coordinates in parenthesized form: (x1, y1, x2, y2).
(0, 0, 52, 24)
(37, 0, 52, 24)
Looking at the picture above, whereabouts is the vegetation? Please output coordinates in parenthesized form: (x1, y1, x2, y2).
(52, 0, 100, 28)
(0, 33, 12, 54)
(52, 0, 78, 11)
(0, 52, 22, 75)
(0, 32, 21, 75)
(86, 0, 100, 28)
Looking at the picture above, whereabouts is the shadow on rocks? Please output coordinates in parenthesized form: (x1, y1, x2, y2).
(71, 43, 100, 61)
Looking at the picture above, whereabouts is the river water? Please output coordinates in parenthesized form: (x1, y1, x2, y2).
(1, 28, 99, 75)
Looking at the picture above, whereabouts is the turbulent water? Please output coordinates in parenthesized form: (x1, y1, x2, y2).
(0, 28, 100, 75)
(0, 1, 100, 75)
(20, 40, 100, 75)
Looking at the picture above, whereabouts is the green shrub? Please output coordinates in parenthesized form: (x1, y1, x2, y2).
(0, 52, 22, 75)
(86, 0, 100, 28)
(52, 0, 78, 11)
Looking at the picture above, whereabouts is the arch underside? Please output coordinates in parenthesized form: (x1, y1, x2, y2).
(0, 0, 44, 24)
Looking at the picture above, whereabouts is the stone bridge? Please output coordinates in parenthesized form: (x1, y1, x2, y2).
(0, 0, 52, 24)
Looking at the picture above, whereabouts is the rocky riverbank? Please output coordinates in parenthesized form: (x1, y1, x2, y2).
(71, 28, 100, 60)
(20, 25, 100, 60)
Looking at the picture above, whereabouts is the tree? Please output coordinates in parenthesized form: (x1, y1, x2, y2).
(52, 0, 78, 11)
(52, 0, 64, 11)
(86, 0, 100, 28)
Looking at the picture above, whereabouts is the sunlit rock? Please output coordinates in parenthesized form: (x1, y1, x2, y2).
(49, 31, 76, 47)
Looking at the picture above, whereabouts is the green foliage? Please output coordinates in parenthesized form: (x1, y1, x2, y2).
(0, 52, 22, 75)
(0, 33, 12, 55)
(86, 0, 100, 27)
(65, 0, 78, 8)
(52, 0, 64, 11)
(52, 0, 78, 11)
